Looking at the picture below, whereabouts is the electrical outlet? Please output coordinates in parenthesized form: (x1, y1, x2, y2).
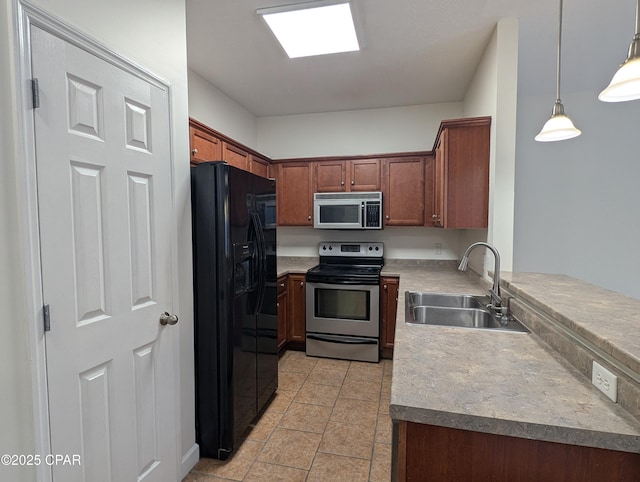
(592, 361, 618, 402)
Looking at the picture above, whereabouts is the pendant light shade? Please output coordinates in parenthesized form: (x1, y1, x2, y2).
(535, 100, 581, 142)
(599, 1, 640, 102)
(535, 0, 581, 142)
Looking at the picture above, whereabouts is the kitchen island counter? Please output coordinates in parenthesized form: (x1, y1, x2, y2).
(387, 263, 640, 454)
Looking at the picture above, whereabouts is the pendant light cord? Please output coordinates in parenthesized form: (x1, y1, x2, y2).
(556, 0, 563, 103)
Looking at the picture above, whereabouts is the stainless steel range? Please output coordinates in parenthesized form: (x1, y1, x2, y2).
(305, 241, 384, 363)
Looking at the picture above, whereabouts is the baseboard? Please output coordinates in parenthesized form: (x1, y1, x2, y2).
(181, 443, 200, 478)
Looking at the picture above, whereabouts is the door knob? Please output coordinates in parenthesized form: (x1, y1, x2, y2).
(159, 312, 179, 326)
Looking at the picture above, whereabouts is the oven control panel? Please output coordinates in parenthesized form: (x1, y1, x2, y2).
(318, 242, 384, 257)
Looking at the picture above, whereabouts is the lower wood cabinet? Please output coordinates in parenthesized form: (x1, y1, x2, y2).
(395, 421, 640, 482)
(287, 274, 306, 343)
(380, 276, 399, 359)
(277, 273, 307, 354)
(276, 276, 288, 352)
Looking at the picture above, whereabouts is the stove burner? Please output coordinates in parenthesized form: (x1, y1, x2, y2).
(306, 241, 384, 285)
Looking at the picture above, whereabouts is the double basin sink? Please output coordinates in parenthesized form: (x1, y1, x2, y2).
(405, 292, 529, 333)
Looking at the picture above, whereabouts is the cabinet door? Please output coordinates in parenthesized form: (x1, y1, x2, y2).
(382, 157, 425, 226)
(250, 154, 270, 178)
(432, 117, 490, 229)
(424, 154, 436, 227)
(444, 123, 490, 228)
(433, 134, 446, 227)
(277, 276, 288, 351)
(190, 125, 222, 165)
(222, 141, 249, 171)
(287, 274, 306, 343)
(315, 160, 347, 192)
(350, 159, 381, 191)
(276, 162, 313, 226)
(380, 277, 399, 355)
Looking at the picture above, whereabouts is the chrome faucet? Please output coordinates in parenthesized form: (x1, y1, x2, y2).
(458, 242, 506, 315)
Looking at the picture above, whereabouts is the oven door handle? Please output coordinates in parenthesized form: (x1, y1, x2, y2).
(307, 334, 377, 345)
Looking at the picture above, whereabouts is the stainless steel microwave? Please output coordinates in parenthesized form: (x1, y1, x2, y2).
(313, 191, 383, 230)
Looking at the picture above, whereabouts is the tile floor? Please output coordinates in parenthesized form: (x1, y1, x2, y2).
(184, 350, 393, 482)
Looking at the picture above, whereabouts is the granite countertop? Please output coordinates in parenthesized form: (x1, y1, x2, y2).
(276, 256, 318, 277)
(387, 263, 640, 454)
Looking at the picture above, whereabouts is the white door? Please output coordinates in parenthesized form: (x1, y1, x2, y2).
(31, 25, 178, 482)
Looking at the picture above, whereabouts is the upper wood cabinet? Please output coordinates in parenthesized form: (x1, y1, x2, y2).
(315, 160, 346, 192)
(382, 156, 425, 226)
(350, 159, 381, 191)
(275, 162, 313, 226)
(432, 117, 490, 228)
(424, 154, 436, 227)
(250, 154, 270, 178)
(190, 124, 222, 165)
(222, 141, 249, 171)
(188, 118, 272, 177)
(314, 159, 381, 192)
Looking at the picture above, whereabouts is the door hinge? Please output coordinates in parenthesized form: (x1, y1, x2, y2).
(31, 78, 40, 109)
(43, 304, 50, 332)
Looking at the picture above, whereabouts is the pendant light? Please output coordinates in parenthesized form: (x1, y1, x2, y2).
(599, 0, 640, 102)
(535, 0, 581, 142)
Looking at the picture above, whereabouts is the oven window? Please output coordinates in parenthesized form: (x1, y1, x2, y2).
(315, 288, 370, 321)
(319, 205, 359, 224)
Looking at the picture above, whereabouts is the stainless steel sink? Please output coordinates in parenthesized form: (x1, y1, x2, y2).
(407, 292, 487, 309)
(405, 291, 529, 333)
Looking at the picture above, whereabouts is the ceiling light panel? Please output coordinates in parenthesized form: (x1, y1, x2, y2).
(259, 2, 360, 59)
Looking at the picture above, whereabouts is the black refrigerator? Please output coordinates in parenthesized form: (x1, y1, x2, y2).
(191, 161, 278, 460)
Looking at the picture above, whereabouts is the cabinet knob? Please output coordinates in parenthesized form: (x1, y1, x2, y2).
(276, 302, 280, 307)
(432, 214, 437, 219)
(308, 215, 311, 221)
(385, 215, 390, 220)
(351, 180, 355, 185)
(383, 284, 388, 290)
(341, 181, 345, 186)
(192, 148, 198, 155)
(300, 281, 304, 287)
(279, 282, 285, 287)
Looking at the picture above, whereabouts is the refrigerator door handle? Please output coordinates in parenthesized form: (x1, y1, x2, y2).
(250, 212, 266, 316)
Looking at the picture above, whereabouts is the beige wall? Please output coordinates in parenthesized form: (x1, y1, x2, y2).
(461, 18, 519, 274)
(188, 69, 258, 150)
(0, 4, 34, 481)
(256, 102, 462, 159)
